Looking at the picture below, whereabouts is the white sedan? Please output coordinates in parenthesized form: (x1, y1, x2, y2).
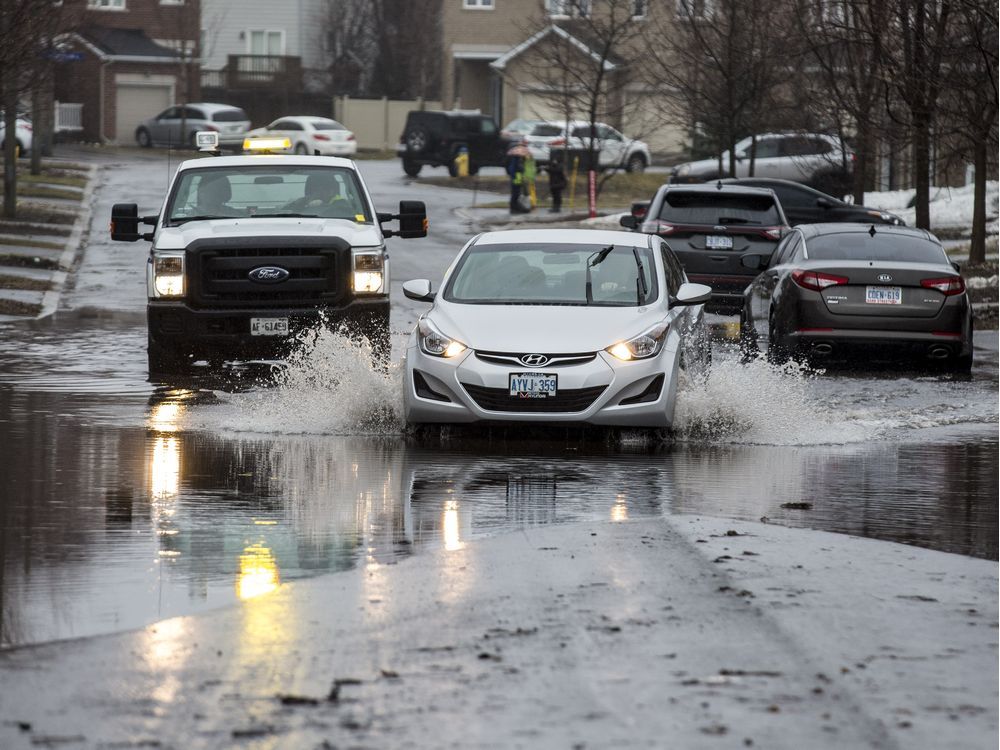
(402, 228, 711, 429)
(246, 116, 358, 156)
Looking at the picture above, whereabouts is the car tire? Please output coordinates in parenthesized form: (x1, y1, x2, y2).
(950, 353, 973, 374)
(447, 160, 460, 178)
(136, 128, 152, 148)
(147, 335, 188, 378)
(625, 153, 647, 173)
(468, 163, 480, 176)
(766, 318, 789, 365)
(402, 159, 422, 177)
(739, 311, 758, 363)
(294, 142, 308, 155)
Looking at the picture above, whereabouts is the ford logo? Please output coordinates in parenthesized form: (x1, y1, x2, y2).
(520, 353, 549, 366)
(877, 273, 893, 283)
(248, 266, 290, 284)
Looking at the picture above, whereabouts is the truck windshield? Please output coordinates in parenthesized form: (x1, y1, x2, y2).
(165, 166, 373, 224)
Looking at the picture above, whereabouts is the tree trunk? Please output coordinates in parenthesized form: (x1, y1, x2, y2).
(969, 137, 987, 266)
(3, 87, 18, 219)
(912, 113, 931, 230)
(30, 85, 42, 176)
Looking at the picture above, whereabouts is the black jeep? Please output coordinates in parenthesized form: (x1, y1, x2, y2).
(398, 110, 512, 177)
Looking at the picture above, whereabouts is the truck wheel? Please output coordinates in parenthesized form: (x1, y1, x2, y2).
(136, 128, 152, 148)
(147, 335, 188, 378)
(625, 153, 647, 173)
(402, 158, 422, 177)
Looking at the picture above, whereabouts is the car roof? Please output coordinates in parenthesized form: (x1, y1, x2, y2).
(185, 102, 247, 113)
(270, 115, 343, 124)
(475, 228, 653, 247)
(658, 183, 779, 198)
(794, 223, 937, 242)
(176, 154, 358, 171)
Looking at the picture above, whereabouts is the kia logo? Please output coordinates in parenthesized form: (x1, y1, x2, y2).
(877, 273, 893, 283)
(520, 353, 549, 366)
(248, 266, 290, 284)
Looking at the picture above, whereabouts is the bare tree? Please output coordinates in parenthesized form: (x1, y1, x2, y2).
(319, 0, 375, 96)
(368, 0, 441, 99)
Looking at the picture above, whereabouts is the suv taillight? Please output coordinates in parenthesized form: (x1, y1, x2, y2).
(921, 276, 965, 296)
(549, 137, 566, 147)
(640, 219, 674, 235)
(792, 269, 849, 291)
(762, 227, 782, 240)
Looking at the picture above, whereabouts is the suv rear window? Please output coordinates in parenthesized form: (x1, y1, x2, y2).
(660, 192, 781, 226)
(212, 109, 248, 122)
(532, 124, 562, 137)
(806, 234, 946, 263)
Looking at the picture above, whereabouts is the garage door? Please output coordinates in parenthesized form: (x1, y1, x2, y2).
(115, 84, 172, 145)
(517, 92, 569, 123)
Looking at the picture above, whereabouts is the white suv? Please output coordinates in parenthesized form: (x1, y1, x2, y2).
(671, 133, 853, 193)
(535, 121, 651, 172)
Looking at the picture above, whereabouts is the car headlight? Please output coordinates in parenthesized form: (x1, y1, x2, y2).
(353, 252, 384, 294)
(153, 255, 185, 297)
(418, 318, 467, 358)
(606, 320, 670, 361)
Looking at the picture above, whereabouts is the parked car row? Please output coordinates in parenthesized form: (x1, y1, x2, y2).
(0, 112, 33, 157)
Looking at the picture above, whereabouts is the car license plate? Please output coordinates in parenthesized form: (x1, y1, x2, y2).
(865, 286, 902, 305)
(706, 235, 733, 249)
(250, 317, 289, 336)
(509, 372, 557, 398)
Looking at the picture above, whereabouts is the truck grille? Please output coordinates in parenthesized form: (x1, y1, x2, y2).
(189, 245, 350, 309)
(461, 383, 606, 413)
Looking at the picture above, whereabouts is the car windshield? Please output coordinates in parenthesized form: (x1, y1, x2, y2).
(444, 243, 658, 306)
(165, 165, 372, 223)
(660, 192, 781, 225)
(806, 233, 947, 263)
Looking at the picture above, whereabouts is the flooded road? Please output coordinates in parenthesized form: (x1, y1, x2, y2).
(0, 151, 997, 648)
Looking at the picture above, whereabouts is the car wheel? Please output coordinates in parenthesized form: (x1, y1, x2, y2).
(405, 127, 428, 153)
(402, 158, 422, 177)
(447, 160, 460, 178)
(147, 335, 188, 379)
(766, 319, 789, 365)
(136, 128, 152, 148)
(625, 153, 647, 173)
(468, 163, 480, 176)
(294, 142, 308, 155)
(950, 353, 973, 374)
(739, 311, 758, 363)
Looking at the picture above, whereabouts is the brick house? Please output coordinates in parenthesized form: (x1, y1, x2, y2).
(54, 0, 200, 144)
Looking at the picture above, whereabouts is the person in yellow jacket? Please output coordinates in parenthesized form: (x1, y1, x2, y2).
(505, 141, 532, 214)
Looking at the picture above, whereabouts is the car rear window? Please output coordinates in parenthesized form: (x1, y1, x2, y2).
(806, 233, 947, 263)
(660, 192, 781, 225)
(212, 109, 248, 122)
(531, 124, 563, 137)
(310, 119, 346, 131)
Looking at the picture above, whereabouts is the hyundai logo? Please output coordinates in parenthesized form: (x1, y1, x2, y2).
(877, 273, 893, 283)
(520, 353, 549, 366)
(248, 266, 290, 284)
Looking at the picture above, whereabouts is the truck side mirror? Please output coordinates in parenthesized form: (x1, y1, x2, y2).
(381, 200, 428, 238)
(110, 203, 140, 242)
(619, 215, 637, 229)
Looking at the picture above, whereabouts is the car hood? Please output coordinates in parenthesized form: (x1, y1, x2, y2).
(428, 302, 665, 353)
(154, 218, 383, 250)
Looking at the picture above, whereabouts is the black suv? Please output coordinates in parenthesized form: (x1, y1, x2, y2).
(622, 184, 789, 314)
(720, 178, 904, 227)
(398, 111, 511, 177)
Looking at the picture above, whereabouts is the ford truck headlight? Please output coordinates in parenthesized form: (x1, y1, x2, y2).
(606, 320, 670, 361)
(353, 251, 384, 294)
(418, 318, 466, 358)
(153, 255, 185, 297)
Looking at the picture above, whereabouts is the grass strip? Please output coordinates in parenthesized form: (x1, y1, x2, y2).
(0, 253, 61, 270)
(0, 222, 71, 237)
(0, 274, 54, 291)
(0, 236, 64, 249)
(17, 173, 88, 188)
(0, 298, 42, 316)
(2, 186, 82, 201)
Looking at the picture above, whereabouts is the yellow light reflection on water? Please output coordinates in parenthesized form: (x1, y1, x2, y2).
(147, 396, 189, 433)
(237, 543, 280, 600)
(611, 493, 629, 523)
(443, 500, 463, 551)
(150, 436, 180, 500)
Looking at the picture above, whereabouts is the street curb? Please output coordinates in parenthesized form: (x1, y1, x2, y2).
(38, 163, 99, 319)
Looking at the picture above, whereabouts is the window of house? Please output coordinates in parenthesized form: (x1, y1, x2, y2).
(632, 0, 648, 18)
(463, 0, 494, 8)
(547, 0, 591, 17)
(247, 30, 284, 56)
(160, 0, 185, 5)
(88, 0, 126, 9)
(676, 0, 713, 20)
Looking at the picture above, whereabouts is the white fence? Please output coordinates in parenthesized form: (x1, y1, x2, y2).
(333, 96, 442, 151)
(55, 102, 83, 133)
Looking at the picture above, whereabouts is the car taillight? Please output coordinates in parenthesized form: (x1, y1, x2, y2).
(346, 134, 355, 141)
(762, 227, 782, 240)
(203, 124, 218, 131)
(549, 138, 566, 147)
(792, 269, 849, 291)
(313, 133, 330, 141)
(921, 276, 965, 296)
(640, 219, 674, 235)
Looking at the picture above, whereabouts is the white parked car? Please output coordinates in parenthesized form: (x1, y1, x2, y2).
(546, 122, 651, 172)
(135, 102, 250, 150)
(402, 228, 711, 428)
(0, 114, 33, 156)
(247, 116, 358, 156)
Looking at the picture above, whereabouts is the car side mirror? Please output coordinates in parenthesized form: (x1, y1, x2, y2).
(403, 279, 435, 302)
(671, 282, 712, 306)
(380, 200, 428, 239)
(816, 198, 832, 209)
(951, 261, 961, 273)
(741, 253, 768, 270)
(619, 215, 637, 229)
(110, 203, 140, 242)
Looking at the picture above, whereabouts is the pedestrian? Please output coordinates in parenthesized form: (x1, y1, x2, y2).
(545, 159, 567, 213)
(522, 146, 538, 210)
(505, 142, 530, 214)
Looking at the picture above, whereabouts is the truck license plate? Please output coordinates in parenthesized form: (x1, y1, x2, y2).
(865, 286, 902, 305)
(706, 235, 733, 249)
(509, 372, 557, 398)
(250, 317, 289, 336)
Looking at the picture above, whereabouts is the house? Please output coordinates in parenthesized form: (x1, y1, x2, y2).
(53, 0, 201, 145)
(440, 0, 686, 156)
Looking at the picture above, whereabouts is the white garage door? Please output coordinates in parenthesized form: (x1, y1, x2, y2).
(115, 84, 172, 145)
(517, 92, 569, 123)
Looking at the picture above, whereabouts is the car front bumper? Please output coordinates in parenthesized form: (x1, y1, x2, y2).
(404, 339, 681, 428)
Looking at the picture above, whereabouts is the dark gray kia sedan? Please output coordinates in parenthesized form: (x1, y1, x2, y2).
(739, 224, 973, 372)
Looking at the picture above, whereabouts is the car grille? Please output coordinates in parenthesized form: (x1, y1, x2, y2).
(461, 383, 606, 413)
(190, 246, 348, 309)
(475, 351, 597, 367)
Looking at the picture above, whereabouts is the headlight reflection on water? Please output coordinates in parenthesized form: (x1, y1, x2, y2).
(237, 543, 280, 600)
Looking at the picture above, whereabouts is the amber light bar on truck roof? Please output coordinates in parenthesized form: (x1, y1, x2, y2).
(242, 136, 292, 153)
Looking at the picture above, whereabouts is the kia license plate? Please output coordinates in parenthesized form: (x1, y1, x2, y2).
(509, 372, 557, 398)
(865, 286, 902, 305)
(250, 317, 289, 336)
(706, 235, 733, 249)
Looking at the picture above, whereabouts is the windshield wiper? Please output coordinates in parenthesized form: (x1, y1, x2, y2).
(586, 245, 615, 305)
(251, 212, 321, 218)
(632, 246, 648, 304)
(170, 214, 235, 225)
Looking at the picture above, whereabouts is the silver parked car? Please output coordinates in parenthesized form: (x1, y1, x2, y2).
(135, 102, 251, 150)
